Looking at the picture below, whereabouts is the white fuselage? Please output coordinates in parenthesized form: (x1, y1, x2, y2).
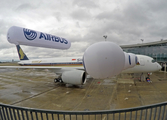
(18, 57, 83, 67)
(18, 55, 161, 73)
(122, 55, 161, 73)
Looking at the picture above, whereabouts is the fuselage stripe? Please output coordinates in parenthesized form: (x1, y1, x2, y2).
(19, 62, 83, 66)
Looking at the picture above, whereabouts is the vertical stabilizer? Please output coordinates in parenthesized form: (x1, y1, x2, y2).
(16, 45, 29, 60)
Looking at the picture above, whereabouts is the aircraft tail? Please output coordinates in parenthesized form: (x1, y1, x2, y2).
(16, 45, 29, 60)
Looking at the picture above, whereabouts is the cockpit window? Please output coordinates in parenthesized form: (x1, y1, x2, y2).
(152, 59, 156, 63)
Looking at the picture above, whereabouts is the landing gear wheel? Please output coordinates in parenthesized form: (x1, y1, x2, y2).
(54, 78, 58, 83)
(59, 79, 62, 83)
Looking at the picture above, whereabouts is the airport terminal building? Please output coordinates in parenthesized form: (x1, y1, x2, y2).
(120, 40, 167, 63)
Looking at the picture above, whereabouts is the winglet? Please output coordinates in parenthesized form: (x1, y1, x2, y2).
(16, 45, 29, 60)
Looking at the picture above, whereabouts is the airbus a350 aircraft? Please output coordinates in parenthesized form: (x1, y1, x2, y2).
(2, 26, 161, 87)
(7, 45, 160, 86)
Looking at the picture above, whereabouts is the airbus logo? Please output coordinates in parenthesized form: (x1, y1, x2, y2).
(23, 28, 68, 44)
(39, 32, 68, 44)
(23, 28, 37, 40)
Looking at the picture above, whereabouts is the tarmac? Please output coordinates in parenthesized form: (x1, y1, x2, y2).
(0, 63, 167, 111)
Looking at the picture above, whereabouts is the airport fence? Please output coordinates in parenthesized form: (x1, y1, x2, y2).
(0, 101, 167, 120)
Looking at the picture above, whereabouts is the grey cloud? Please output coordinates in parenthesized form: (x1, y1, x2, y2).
(97, 5, 150, 27)
(71, 9, 91, 20)
(20, 46, 59, 58)
(145, 0, 167, 12)
(76, 21, 80, 28)
(94, 0, 167, 44)
(54, 12, 62, 22)
(0, 20, 8, 35)
(1, 0, 167, 60)
(149, 26, 167, 38)
(123, 4, 150, 26)
(16, 3, 36, 11)
(96, 11, 114, 20)
(0, 42, 13, 49)
(73, 0, 98, 8)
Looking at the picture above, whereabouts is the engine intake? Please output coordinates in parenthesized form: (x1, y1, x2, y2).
(83, 41, 125, 79)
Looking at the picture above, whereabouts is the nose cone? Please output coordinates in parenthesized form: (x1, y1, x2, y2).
(157, 63, 162, 70)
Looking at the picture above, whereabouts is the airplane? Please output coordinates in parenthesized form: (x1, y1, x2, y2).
(16, 45, 161, 71)
(5, 26, 162, 85)
(3, 45, 159, 86)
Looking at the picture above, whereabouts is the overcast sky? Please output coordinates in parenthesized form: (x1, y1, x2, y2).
(0, 0, 167, 61)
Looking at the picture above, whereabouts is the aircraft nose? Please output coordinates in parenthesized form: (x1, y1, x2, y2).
(157, 63, 162, 70)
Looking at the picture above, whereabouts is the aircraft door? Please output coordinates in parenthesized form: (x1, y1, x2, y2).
(139, 58, 145, 66)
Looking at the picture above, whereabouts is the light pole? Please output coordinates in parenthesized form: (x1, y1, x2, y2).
(103, 35, 107, 41)
(141, 39, 144, 43)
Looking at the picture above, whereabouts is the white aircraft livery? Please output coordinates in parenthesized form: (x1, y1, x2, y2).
(17, 45, 83, 67)
(12, 44, 161, 85)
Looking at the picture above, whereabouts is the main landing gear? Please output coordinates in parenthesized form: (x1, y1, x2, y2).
(54, 76, 63, 83)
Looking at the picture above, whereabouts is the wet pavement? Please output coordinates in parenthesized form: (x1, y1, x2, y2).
(0, 66, 167, 111)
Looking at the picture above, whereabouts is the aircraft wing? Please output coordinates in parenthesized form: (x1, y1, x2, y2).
(0, 66, 84, 70)
(0, 65, 86, 86)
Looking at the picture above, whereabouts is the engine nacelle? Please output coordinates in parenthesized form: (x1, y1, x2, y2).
(83, 41, 125, 79)
(61, 70, 86, 85)
(7, 26, 71, 49)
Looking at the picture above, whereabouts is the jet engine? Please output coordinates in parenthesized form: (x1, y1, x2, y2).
(83, 41, 125, 79)
(57, 70, 86, 85)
